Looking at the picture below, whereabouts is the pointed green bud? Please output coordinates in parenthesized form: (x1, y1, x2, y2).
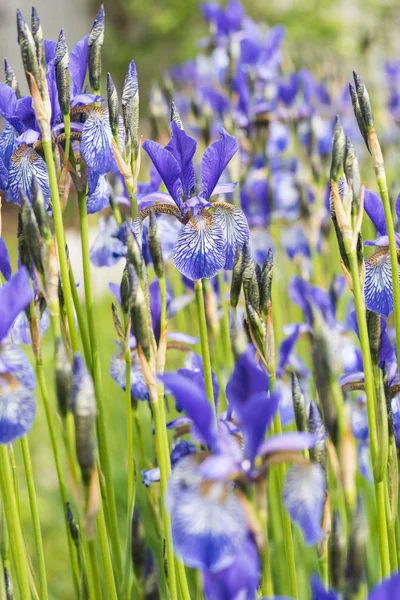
(353, 71, 374, 129)
(344, 498, 366, 598)
(31, 7, 46, 72)
(171, 102, 183, 129)
(129, 265, 151, 361)
(245, 302, 265, 355)
(230, 244, 245, 308)
(308, 402, 327, 470)
(17, 211, 31, 275)
(111, 302, 124, 341)
(330, 510, 346, 592)
(16, 9, 42, 94)
(20, 192, 45, 277)
(4, 567, 13, 600)
(292, 372, 308, 433)
(70, 354, 97, 484)
(88, 5, 105, 93)
(344, 136, 361, 215)
(125, 226, 144, 281)
(32, 177, 51, 241)
(107, 73, 119, 137)
(148, 211, 164, 278)
(4, 58, 21, 98)
(120, 263, 130, 315)
(260, 248, 273, 316)
(366, 309, 381, 365)
(55, 338, 72, 417)
(330, 116, 345, 182)
(349, 82, 370, 153)
(66, 502, 80, 548)
(55, 29, 70, 115)
(122, 60, 139, 161)
(242, 244, 260, 312)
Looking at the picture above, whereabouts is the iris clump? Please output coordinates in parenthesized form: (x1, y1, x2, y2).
(1, 2, 400, 600)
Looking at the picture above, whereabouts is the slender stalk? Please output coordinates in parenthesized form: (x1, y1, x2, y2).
(346, 249, 390, 577)
(77, 190, 123, 579)
(194, 280, 216, 419)
(0, 445, 31, 599)
(122, 344, 135, 599)
(68, 266, 92, 369)
(63, 113, 71, 165)
(42, 139, 79, 353)
(20, 437, 48, 600)
(87, 539, 102, 599)
(217, 271, 234, 374)
(376, 176, 400, 373)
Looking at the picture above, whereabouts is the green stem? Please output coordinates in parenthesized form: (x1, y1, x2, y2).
(0, 445, 31, 599)
(77, 190, 123, 580)
(122, 346, 135, 599)
(217, 271, 234, 374)
(42, 139, 78, 353)
(346, 249, 390, 578)
(87, 539, 102, 599)
(377, 176, 400, 374)
(63, 113, 71, 164)
(20, 437, 48, 600)
(194, 280, 216, 419)
(68, 266, 92, 369)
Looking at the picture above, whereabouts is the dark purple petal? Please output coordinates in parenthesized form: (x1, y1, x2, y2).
(0, 238, 11, 281)
(365, 249, 395, 317)
(170, 440, 197, 467)
(226, 346, 269, 409)
(200, 129, 238, 200)
(0, 156, 8, 191)
(0, 83, 20, 131)
(364, 189, 387, 236)
(277, 325, 301, 375)
(212, 203, 249, 269)
(165, 120, 197, 199)
(368, 566, 400, 599)
(283, 462, 326, 546)
(240, 391, 280, 460)
(70, 34, 89, 94)
(311, 577, 338, 600)
(173, 214, 225, 280)
(142, 140, 184, 211)
(44, 40, 57, 63)
(162, 373, 217, 447)
(0, 267, 33, 342)
(258, 432, 317, 456)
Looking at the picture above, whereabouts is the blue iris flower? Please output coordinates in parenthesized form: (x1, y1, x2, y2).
(135, 121, 249, 281)
(311, 570, 400, 599)
(0, 239, 36, 443)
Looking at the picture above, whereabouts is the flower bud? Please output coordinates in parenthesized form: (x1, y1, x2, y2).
(17, 211, 32, 275)
(107, 73, 119, 137)
(55, 338, 72, 417)
(4, 58, 21, 98)
(122, 60, 139, 161)
(308, 402, 327, 470)
(32, 177, 51, 241)
(125, 226, 145, 282)
(88, 5, 105, 93)
(66, 502, 80, 548)
(111, 302, 124, 341)
(344, 137, 361, 216)
(366, 309, 381, 365)
(120, 263, 130, 315)
(129, 266, 151, 361)
(31, 7, 46, 72)
(4, 567, 13, 600)
(330, 510, 346, 592)
(16, 9, 42, 94)
(242, 244, 260, 312)
(70, 354, 97, 484)
(20, 192, 45, 278)
(230, 244, 245, 308)
(292, 371, 308, 433)
(330, 117, 345, 182)
(260, 249, 273, 317)
(148, 211, 164, 278)
(344, 498, 366, 598)
(353, 71, 374, 129)
(171, 102, 183, 129)
(349, 82, 370, 153)
(55, 29, 70, 116)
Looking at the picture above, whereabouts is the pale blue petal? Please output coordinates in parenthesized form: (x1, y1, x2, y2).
(0, 375, 36, 443)
(364, 249, 396, 317)
(283, 462, 326, 545)
(173, 214, 225, 280)
(8, 146, 50, 206)
(81, 108, 116, 174)
(110, 349, 149, 401)
(87, 172, 110, 214)
(212, 202, 249, 269)
(0, 344, 36, 391)
(90, 216, 125, 267)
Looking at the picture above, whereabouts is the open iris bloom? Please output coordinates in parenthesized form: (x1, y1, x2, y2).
(135, 121, 249, 280)
(363, 189, 400, 317)
(311, 571, 400, 599)
(159, 345, 323, 598)
(0, 240, 36, 443)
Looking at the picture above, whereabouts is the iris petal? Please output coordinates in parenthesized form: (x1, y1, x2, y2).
(0, 238, 11, 281)
(167, 456, 247, 572)
(81, 107, 116, 174)
(0, 374, 36, 443)
(200, 128, 238, 200)
(165, 121, 197, 199)
(212, 201, 249, 269)
(0, 344, 36, 391)
(142, 140, 184, 211)
(110, 349, 149, 401)
(87, 172, 110, 214)
(90, 216, 125, 267)
(8, 146, 50, 206)
(0, 268, 33, 343)
(364, 248, 396, 317)
(173, 213, 225, 280)
(283, 462, 326, 545)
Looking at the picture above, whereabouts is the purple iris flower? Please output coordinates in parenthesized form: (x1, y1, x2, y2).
(363, 189, 400, 317)
(137, 122, 249, 281)
(0, 241, 36, 443)
(201, 0, 244, 44)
